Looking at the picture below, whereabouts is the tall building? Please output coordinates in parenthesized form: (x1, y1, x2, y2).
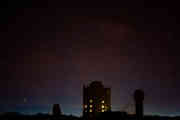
(83, 81, 111, 118)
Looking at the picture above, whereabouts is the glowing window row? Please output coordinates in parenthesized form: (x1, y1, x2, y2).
(84, 105, 105, 108)
(89, 99, 104, 103)
(84, 105, 92, 108)
(84, 105, 106, 113)
(88, 109, 104, 112)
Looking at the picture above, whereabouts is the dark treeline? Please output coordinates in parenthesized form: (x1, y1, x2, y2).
(0, 112, 79, 120)
(0, 112, 180, 120)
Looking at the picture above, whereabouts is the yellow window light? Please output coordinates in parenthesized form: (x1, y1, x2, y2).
(90, 105, 93, 108)
(101, 105, 105, 109)
(90, 109, 92, 112)
(101, 100, 104, 103)
(89, 99, 93, 103)
(102, 110, 104, 112)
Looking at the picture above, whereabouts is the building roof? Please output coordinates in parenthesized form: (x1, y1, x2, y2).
(89, 81, 104, 88)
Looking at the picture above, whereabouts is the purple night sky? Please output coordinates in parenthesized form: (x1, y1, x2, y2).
(0, 0, 180, 117)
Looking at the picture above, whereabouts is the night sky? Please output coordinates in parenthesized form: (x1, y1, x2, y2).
(1, 0, 180, 117)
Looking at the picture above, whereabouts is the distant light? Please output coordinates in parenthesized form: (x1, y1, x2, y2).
(101, 100, 104, 103)
(90, 109, 92, 112)
(89, 99, 93, 103)
(84, 105, 87, 108)
(24, 98, 27, 103)
(90, 105, 93, 108)
(102, 110, 104, 112)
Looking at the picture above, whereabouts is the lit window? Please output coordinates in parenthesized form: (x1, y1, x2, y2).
(102, 110, 104, 112)
(101, 100, 104, 103)
(89, 99, 93, 103)
(90, 109, 92, 112)
(84, 105, 87, 108)
(101, 105, 105, 109)
(90, 105, 93, 108)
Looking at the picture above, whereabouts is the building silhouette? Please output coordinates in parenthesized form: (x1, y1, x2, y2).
(52, 104, 62, 116)
(134, 89, 144, 120)
(83, 81, 111, 118)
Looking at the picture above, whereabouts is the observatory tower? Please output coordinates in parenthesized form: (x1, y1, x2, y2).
(134, 89, 144, 120)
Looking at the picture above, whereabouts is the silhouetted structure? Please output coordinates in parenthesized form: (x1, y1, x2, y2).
(83, 81, 111, 118)
(134, 89, 144, 120)
(52, 104, 62, 116)
(97, 111, 128, 120)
